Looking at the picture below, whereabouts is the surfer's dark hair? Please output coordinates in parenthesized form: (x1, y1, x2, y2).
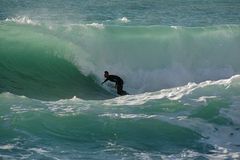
(104, 71, 109, 74)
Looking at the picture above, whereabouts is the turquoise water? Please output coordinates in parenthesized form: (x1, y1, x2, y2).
(1, 0, 240, 159)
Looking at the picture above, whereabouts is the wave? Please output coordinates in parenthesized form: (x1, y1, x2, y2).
(0, 21, 112, 100)
(0, 20, 240, 99)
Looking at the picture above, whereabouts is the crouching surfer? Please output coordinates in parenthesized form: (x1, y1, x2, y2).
(101, 71, 128, 96)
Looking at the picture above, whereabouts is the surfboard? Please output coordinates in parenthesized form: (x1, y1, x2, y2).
(106, 83, 129, 96)
(120, 90, 128, 96)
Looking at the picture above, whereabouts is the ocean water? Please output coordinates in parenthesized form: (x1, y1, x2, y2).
(1, 0, 240, 159)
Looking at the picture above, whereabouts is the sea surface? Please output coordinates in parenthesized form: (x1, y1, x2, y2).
(1, 0, 240, 159)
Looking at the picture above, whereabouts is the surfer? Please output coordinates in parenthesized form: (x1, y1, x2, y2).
(101, 71, 127, 96)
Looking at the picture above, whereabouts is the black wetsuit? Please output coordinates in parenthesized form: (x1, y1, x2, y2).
(103, 75, 125, 95)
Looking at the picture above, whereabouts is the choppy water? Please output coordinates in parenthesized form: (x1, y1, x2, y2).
(1, 0, 240, 159)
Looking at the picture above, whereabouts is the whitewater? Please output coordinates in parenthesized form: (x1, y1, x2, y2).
(1, 0, 240, 159)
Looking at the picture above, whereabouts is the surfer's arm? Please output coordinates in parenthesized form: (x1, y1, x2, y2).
(101, 78, 108, 85)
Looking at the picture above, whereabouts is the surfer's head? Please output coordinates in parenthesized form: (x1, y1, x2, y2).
(104, 71, 109, 78)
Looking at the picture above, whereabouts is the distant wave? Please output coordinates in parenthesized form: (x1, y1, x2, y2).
(5, 16, 39, 25)
(117, 17, 130, 23)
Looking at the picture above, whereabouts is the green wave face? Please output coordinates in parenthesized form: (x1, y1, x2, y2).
(0, 23, 112, 100)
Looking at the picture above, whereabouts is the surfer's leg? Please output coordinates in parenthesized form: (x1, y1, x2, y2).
(117, 83, 123, 95)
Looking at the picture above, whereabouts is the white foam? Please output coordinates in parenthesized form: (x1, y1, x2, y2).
(85, 23, 105, 29)
(29, 147, 49, 153)
(5, 16, 39, 25)
(160, 149, 240, 160)
(170, 26, 181, 29)
(99, 113, 156, 119)
(103, 75, 240, 106)
(0, 144, 15, 150)
(118, 17, 130, 23)
(134, 152, 151, 160)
